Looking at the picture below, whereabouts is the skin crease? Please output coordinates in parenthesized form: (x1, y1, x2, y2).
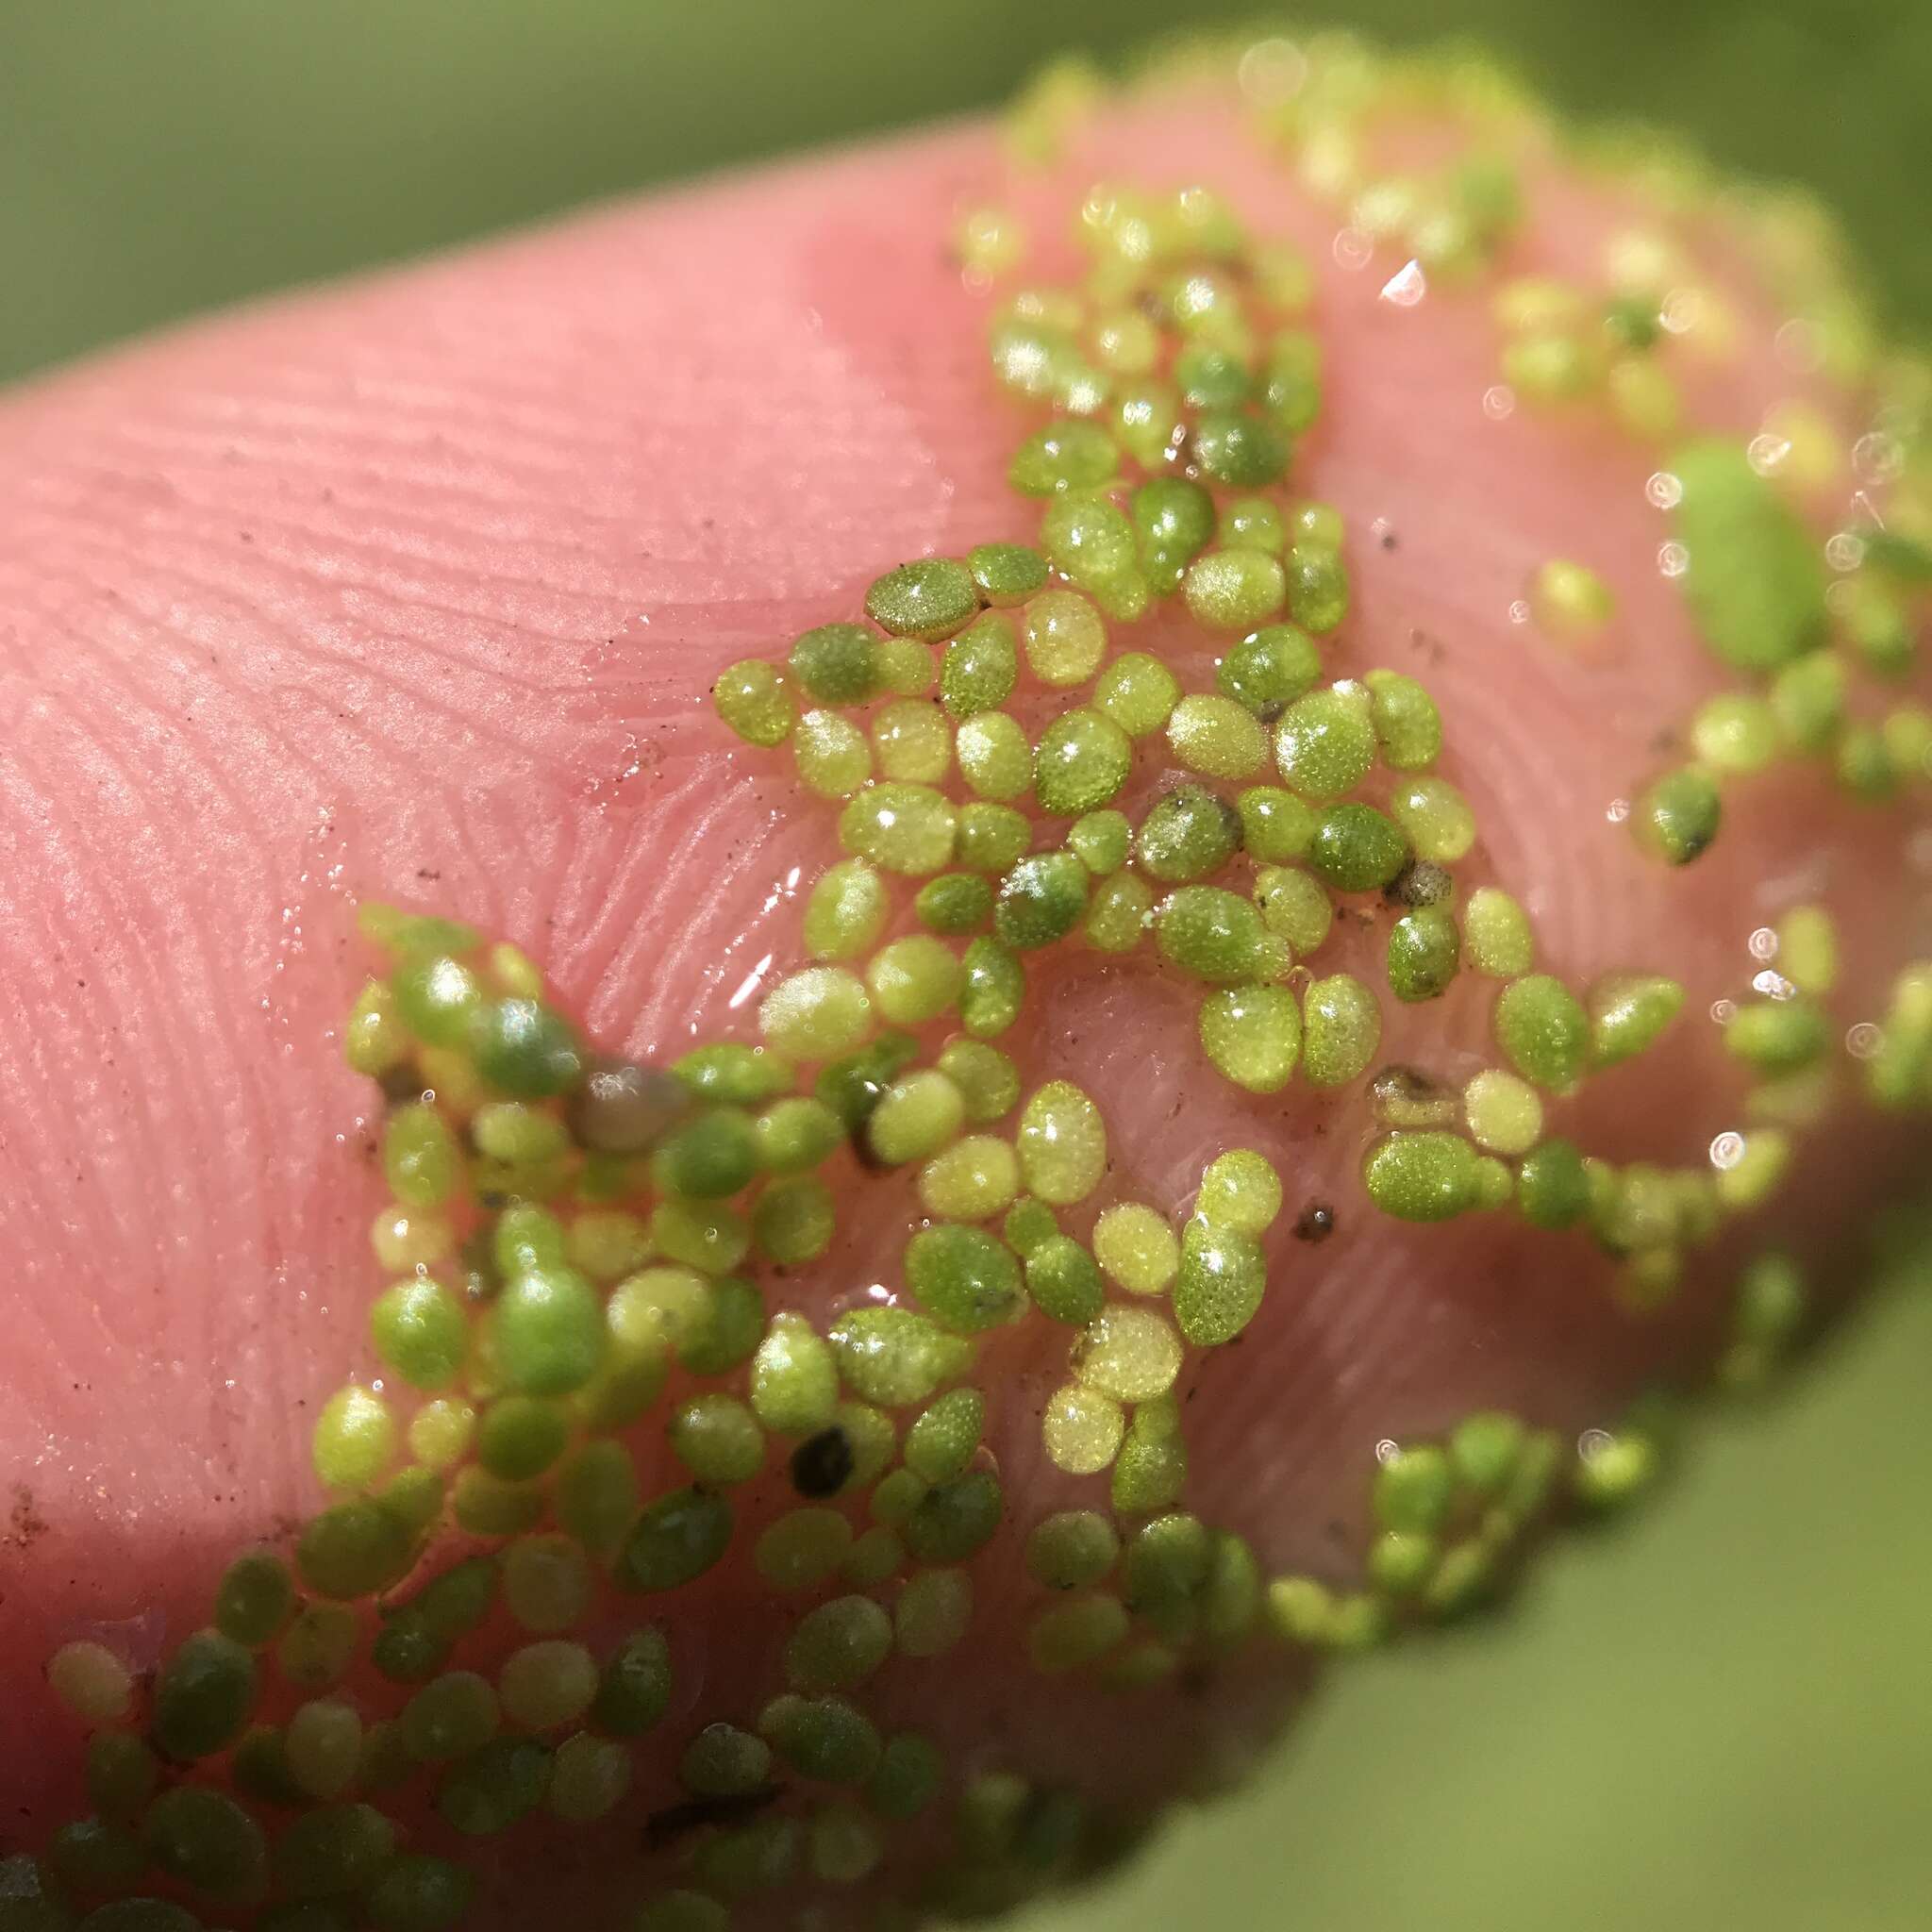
(1, 75, 1928, 1927)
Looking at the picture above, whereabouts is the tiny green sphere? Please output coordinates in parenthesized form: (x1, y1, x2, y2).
(968, 542, 1050, 608)
(1131, 475, 1216, 569)
(1690, 691, 1781, 773)
(995, 851, 1091, 950)
(1588, 973, 1686, 1067)
(935, 1038, 1022, 1123)
(1307, 803, 1410, 892)
(958, 937, 1026, 1038)
(1221, 493, 1288, 553)
(616, 1488, 734, 1594)
(757, 1508, 855, 1591)
(868, 1068, 968, 1165)
(866, 935, 964, 1025)
(1668, 440, 1827, 673)
(383, 1103, 459, 1209)
(753, 1094, 845, 1175)
(1254, 864, 1332, 954)
(1167, 691, 1269, 779)
(1174, 1217, 1268, 1344)
(496, 1264, 603, 1395)
(1387, 907, 1461, 1003)
(1091, 1203, 1179, 1296)
(1067, 808, 1132, 875)
(312, 1384, 399, 1491)
(1074, 1304, 1184, 1403)
(752, 1174, 838, 1265)
(1040, 494, 1145, 614)
(1725, 997, 1831, 1074)
(1025, 1511, 1120, 1590)
(1136, 784, 1243, 882)
(1374, 1443, 1456, 1533)
(1016, 1079, 1108, 1204)
(714, 659, 797, 745)
(904, 1224, 1024, 1332)
(142, 1784, 268, 1903)
(437, 1732, 556, 1833)
(1010, 418, 1119, 495)
(654, 1108, 759, 1201)
(1274, 686, 1376, 799)
(673, 1041, 792, 1107)
(1363, 669, 1443, 770)
(1191, 408, 1290, 487)
(1835, 721, 1895, 798)
(1363, 1131, 1481, 1222)
(1464, 1069, 1545, 1155)
(681, 1724, 774, 1798)
(1238, 785, 1317, 861)
(1114, 376, 1184, 466)
(1024, 1233, 1108, 1325)
(1085, 871, 1155, 952)
(759, 965, 874, 1061)
(1513, 1136, 1588, 1229)
(591, 1629, 673, 1738)
(1027, 1595, 1131, 1674)
(401, 1673, 500, 1763)
(1390, 774, 1477, 862)
(905, 1387, 987, 1483)
(864, 558, 981, 641)
(788, 623, 880, 706)
(633, 1894, 729, 1932)
(390, 955, 481, 1054)
(1217, 624, 1322, 719)
(750, 1311, 841, 1435)
(829, 1307, 973, 1407)
(1022, 589, 1109, 688)
(1175, 343, 1254, 410)
(914, 872, 994, 936)
(1156, 884, 1277, 985)
(669, 1393, 767, 1486)
(556, 1442, 641, 1557)
(365, 1853, 476, 1931)
(471, 998, 585, 1101)
(785, 1595, 894, 1691)
(1771, 650, 1846, 750)
(1034, 708, 1135, 817)
(955, 800, 1032, 874)
(1301, 973, 1382, 1087)
(1634, 765, 1722, 865)
(475, 1394, 569, 1481)
(214, 1551, 295, 1649)
(905, 1468, 1006, 1563)
(839, 781, 958, 875)
(759, 1691, 884, 1786)
(918, 1135, 1020, 1222)
(955, 709, 1035, 801)
(1199, 984, 1302, 1091)
(1093, 651, 1181, 738)
(895, 1570, 973, 1660)
(1462, 887, 1534, 977)
(941, 611, 1021, 717)
(1494, 974, 1591, 1093)
(791, 708, 874, 798)
(1184, 547, 1288, 632)
(1286, 543, 1350, 633)
(1195, 1148, 1283, 1234)
(152, 1629, 258, 1762)
(803, 858, 890, 962)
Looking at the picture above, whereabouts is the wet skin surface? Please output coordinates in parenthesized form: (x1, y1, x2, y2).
(2, 42, 1929, 1932)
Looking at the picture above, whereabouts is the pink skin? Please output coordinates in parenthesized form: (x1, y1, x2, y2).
(1, 89, 1926, 1920)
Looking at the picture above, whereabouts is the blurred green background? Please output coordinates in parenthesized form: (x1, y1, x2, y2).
(4, 4, 1927, 1927)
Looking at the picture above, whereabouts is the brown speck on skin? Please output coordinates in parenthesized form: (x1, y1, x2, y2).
(1293, 1203, 1336, 1243)
(6, 1486, 48, 1552)
(643, 1786, 783, 1846)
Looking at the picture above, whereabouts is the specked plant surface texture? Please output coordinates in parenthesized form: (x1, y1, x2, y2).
(2, 27, 1930, 1932)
